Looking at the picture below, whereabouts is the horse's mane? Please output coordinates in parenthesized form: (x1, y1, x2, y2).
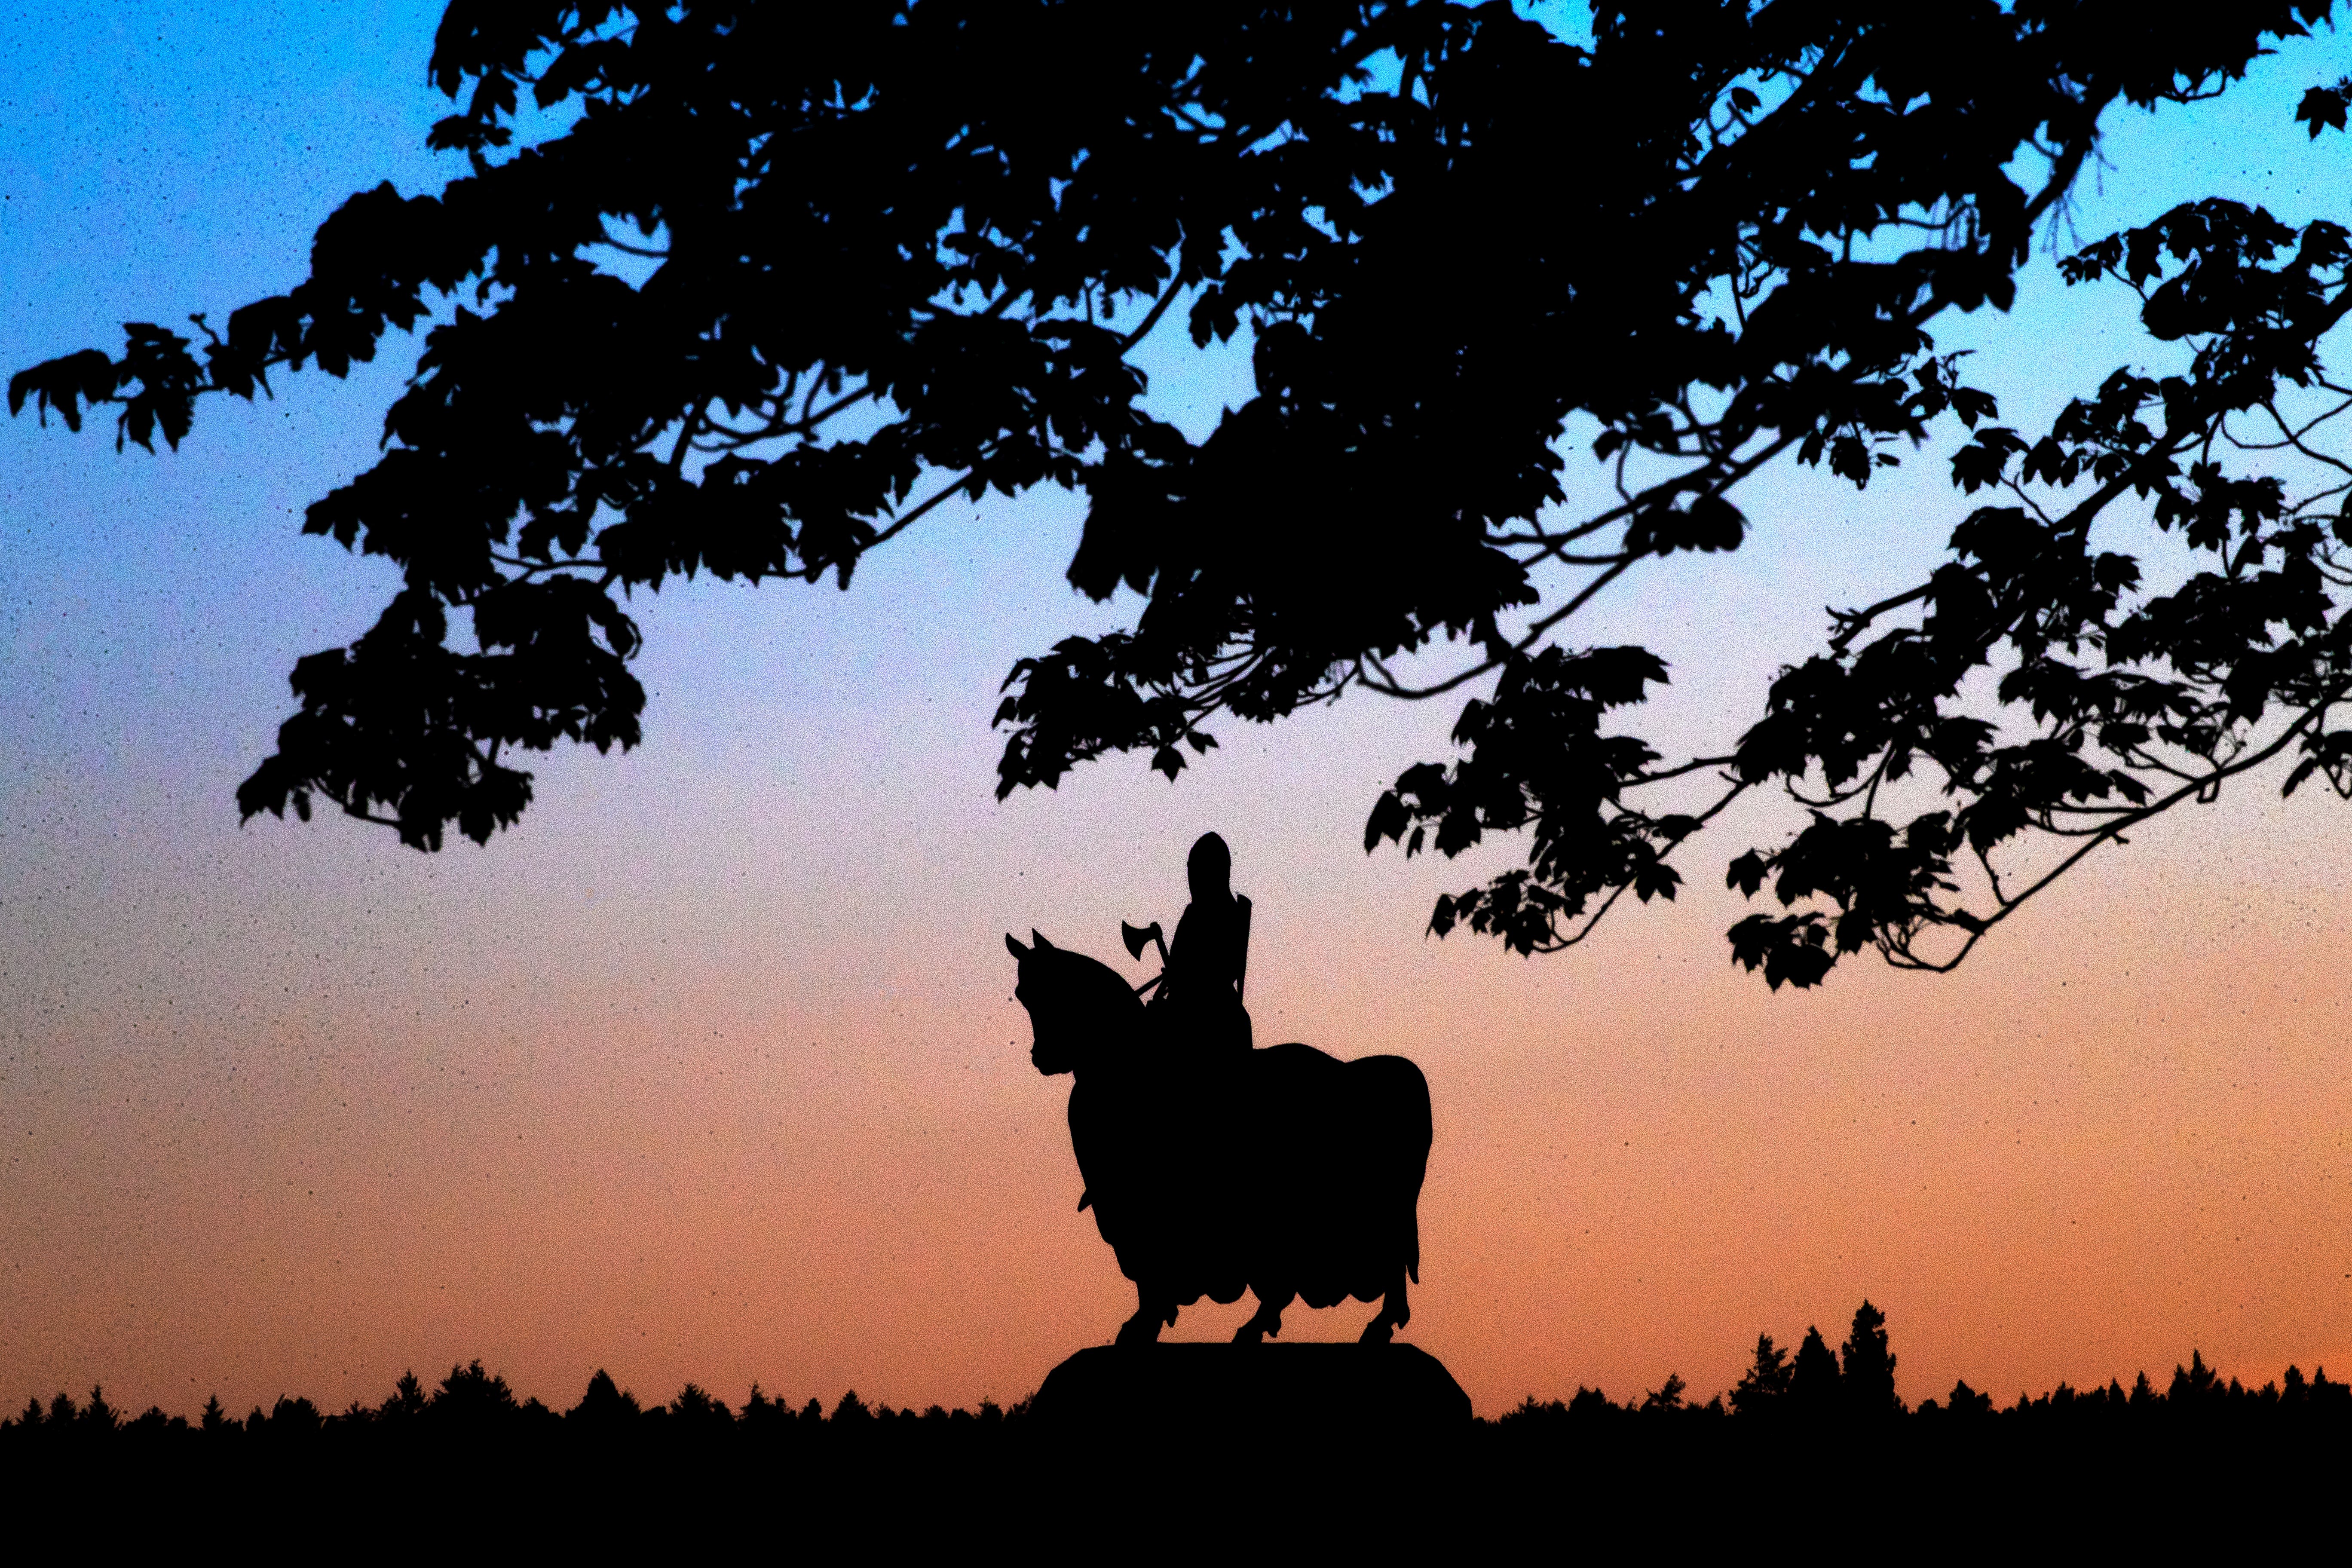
(1035, 942, 1145, 1024)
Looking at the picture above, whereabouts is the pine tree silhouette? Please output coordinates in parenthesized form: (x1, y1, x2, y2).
(668, 1382, 734, 1435)
(1841, 1301, 1901, 1417)
(380, 1370, 427, 1423)
(2169, 1351, 2223, 1414)
(569, 1368, 643, 1426)
(1789, 1326, 1842, 1419)
(1731, 1333, 1793, 1416)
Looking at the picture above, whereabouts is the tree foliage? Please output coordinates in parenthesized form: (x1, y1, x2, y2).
(15, 0, 2352, 983)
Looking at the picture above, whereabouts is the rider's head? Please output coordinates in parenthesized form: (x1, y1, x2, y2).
(1187, 832, 1232, 901)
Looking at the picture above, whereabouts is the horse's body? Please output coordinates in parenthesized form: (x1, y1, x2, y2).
(1007, 931, 1432, 1345)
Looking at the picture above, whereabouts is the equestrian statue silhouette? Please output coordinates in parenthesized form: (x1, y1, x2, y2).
(1006, 833, 1433, 1346)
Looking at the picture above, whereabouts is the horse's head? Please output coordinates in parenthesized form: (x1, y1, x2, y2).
(1005, 929, 1142, 1076)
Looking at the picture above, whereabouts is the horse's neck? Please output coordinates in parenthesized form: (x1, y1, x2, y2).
(1069, 1013, 1153, 1087)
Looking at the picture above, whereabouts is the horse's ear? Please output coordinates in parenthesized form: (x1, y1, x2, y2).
(1032, 929, 1054, 950)
(1005, 932, 1028, 959)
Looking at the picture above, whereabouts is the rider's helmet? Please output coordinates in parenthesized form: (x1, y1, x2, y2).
(1187, 832, 1231, 900)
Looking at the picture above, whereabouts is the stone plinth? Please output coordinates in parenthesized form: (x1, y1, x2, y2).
(1028, 1342, 1472, 1436)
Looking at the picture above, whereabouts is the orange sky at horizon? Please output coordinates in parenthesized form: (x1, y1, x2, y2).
(6, 5, 2352, 1423)
(9, 648, 2351, 1421)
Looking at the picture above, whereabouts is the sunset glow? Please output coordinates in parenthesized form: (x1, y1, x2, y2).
(6, 4, 2352, 1422)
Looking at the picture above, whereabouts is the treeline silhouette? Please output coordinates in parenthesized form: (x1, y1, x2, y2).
(1500, 1300, 2352, 1436)
(10, 1301, 2348, 1458)
(7, 1311, 2344, 1546)
(1, 1361, 1020, 1460)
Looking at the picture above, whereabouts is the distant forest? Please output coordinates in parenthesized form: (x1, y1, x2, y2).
(1497, 1300, 2352, 1432)
(9, 1302, 2347, 1453)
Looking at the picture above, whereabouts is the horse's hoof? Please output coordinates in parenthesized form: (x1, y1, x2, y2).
(1231, 1326, 1265, 1345)
(1358, 1320, 1396, 1345)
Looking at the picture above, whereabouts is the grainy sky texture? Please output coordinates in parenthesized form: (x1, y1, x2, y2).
(5, 5, 2352, 1420)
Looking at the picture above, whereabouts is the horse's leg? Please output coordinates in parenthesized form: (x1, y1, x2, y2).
(1117, 1284, 1176, 1345)
(1233, 1286, 1294, 1344)
(1359, 1269, 1410, 1344)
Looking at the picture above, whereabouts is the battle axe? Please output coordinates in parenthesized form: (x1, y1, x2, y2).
(1121, 920, 1169, 966)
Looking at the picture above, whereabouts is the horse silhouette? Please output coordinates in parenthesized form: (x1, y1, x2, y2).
(1006, 930, 1432, 1345)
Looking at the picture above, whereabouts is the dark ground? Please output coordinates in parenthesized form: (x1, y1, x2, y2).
(5, 1377, 2341, 1552)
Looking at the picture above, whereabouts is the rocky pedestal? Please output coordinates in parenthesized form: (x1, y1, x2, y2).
(1029, 1342, 1473, 1436)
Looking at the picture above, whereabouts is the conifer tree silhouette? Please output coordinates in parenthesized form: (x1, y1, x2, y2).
(1639, 1373, 1688, 1414)
(1841, 1300, 1902, 1417)
(569, 1368, 642, 1426)
(429, 1360, 520, 1436)
(1789, 1326, 1842, 1419)
(667, 1382, 734, 1434)
(381, 1370, 427, 1423)
(266, 1395, 323, 1438)
(1731, 1333, 1793, 1417)
(2170, 1351, 2223, 1413)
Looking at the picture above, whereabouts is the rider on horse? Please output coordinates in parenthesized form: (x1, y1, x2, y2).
(1129, 832, 1254, 1060)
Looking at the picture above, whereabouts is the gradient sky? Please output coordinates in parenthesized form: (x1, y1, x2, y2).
(6, 5, 2352, 1421)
